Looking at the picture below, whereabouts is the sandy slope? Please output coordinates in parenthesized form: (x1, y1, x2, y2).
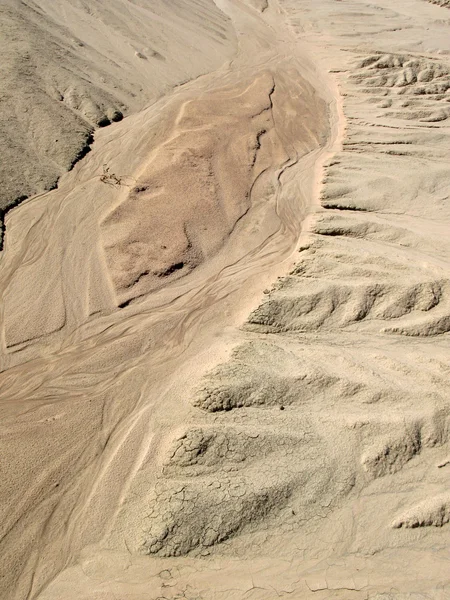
(0, 0, 449, 599)
(0, 0, 236, 218)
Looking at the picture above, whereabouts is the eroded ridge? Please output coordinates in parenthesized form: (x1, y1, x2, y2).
(247, 240, 450, 337)
(392, 493, 450, 529)
(427, 0, 450, 8)
(136, 404, 353, 558)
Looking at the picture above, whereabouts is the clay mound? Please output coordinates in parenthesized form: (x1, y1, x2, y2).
(349, 52, 450, 129)
(321, 152, 450, 216)
(162, 425, 306, 477)
(194, 339, 376, 412)
(130, 410, 352, 558)
(314, 215, 425, 247)
(194, 360, 298, 412)
(137, 418, 326, 557)
(141, 475, 292, 556)
(392, 493, 450, 528)
(352, 53, 450, 104)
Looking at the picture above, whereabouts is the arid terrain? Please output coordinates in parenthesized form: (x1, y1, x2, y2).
(0, 0, 449, 599)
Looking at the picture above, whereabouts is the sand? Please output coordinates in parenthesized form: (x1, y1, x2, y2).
(0, 0, 449, 599)
(0, 0, 236, 221)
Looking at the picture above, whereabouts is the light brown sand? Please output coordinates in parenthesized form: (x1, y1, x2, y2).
(0, 0, 449, 599)
(0, 0, 236, 214)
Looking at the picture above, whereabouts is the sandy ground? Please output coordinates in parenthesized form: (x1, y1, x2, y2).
(0, 0, 236, 216)
(0, 0, 449, 599)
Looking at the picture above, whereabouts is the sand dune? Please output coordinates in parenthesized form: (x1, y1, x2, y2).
(100, 69, 322, 305)
(0, 0, 449, 599)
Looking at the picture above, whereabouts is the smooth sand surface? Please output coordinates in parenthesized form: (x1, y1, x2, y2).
(0, 0, 449, 599)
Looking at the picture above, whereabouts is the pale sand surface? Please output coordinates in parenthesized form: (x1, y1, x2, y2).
(0, 0, 449, 599)
(0, 0, 236, 214)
